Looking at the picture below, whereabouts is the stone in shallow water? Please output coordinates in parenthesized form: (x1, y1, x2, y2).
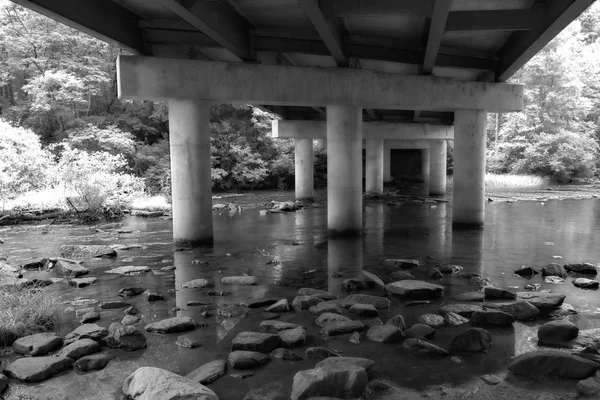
(292, 295, 323, 310)
(384, 259, 420, 270)
(121, 315, 141, 326)
(145, 317, 197, 334)
(106, 323, 147, 351)
(573, 278, 599, 289)
(516, 292, 565, 314)
(361, 270, 385, 288)
(124, 305, 138, 315)
(221, 276, 258, 285)
(176, 336, 201, 349)
(243, 382, 287, 400)
(265, 299, 290, 312)
(341, 294, 390, 309)
(228, 351, 270, 369)
(186, 359, 227, 384)
(385, 280, 444, 298)
(304, 347, 340, 360)
(366, 325, 404, 343)
(80, 311, 100, 324)
(564, 263, 597, 275)
(122, 367, 218, 400)
(291, 363, 368, 400)
(342, 278, 368, 292)
(508, 350, 598, 379)
(443, 312, 469, 326)
(514, 266, 539, 276)
(59, 244, 116, 259)
(385, 314, 407, 330)
(485, 301, 540, 321)
(118, 287, 145, 297)
(73, 352, 112, 372)
(321, 320, 364, 336)
(349, 303, 379, 317)
(56, 338, 100, 360)
(278, 327, 307, 348)
(65, 324, 108, 345)
(417, 314, 445, 328)
(438, 303, 482, 317)
(12, 333, 63, 356)
(99, 300, 130, 310)
(271, 348, 303, 361)
(309, 301, 343, 315)
(54, 260, 89, 278)
(68, 277, 97, 288)
(454, 291, 485, 302)
(315, 356, 375, 372)
(578, 371, 600, 396)
(231, 331, 281, 353)
(450, 328, 492, 352)
(542, 263, 568, 278)
(106, 266, 150, 275)
(248, 297, 280, 308)
(260, 320, 302, 333)
(5, 356, 73, 383)
(404, 323, 435, 339)
(403, 338, 449, 357)
(315, 313, 350, 328)
(390, 270, 416, 280)
(547, 303, 579, 319)
(298, 288, 337, 300)
(470, 310, 515, 326)
(484, 286, 516, 300)
(181, 279, 209, 289)
(537, 319, 579, 344)
(363, 318, 383, 329)
(144, 291, 164, 301)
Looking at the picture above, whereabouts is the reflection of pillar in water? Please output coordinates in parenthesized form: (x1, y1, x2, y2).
(427, 202, 450, 262)
(327, 237, 363, 296)
(364, 203, 385, 258)
(450, 227, 484, 297)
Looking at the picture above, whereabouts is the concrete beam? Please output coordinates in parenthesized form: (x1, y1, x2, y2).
(384, 140, 434, 149)
(117, 56, 524, 112)
(299, 0, 348, 66)
(272, 120, 453, 140)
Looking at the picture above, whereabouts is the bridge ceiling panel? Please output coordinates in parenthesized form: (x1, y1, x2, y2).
(450, 0, 535, 11)
(112, 0, 174, 18)
(342, 15, 427, 42)
(442, 31, 512, 54)
(233, 0, 313, 29)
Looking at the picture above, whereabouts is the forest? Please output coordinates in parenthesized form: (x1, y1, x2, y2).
(0, 2, 599, 211)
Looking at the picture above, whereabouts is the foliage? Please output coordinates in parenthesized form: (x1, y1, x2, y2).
(485, 173, 547, 189)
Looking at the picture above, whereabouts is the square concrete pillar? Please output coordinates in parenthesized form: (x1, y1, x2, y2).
(366, 139, 384, 194)
(429, 140, 447, 195)
(294, 137, 314, 201)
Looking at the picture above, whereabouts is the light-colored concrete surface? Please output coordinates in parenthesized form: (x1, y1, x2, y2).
(366, 139, 384, 194)
(430, 140, 447, 195)
(294, 138, 314, 201)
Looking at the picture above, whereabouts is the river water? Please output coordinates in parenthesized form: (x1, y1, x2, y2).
(2, 189, 600, 398)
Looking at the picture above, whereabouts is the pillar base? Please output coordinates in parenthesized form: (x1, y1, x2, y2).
(328, 228, 363, 237)
(174, 237, 214, 247)
(452, 222, 484, 229)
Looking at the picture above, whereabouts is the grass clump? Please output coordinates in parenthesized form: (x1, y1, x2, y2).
(0, 278, 59, 347)
(485, 174, 548, 189)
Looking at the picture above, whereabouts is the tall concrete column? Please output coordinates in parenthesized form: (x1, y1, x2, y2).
(421, 149, 430, 185)
(365, 139, 384, 194)
(429, 140, 447, 195)
(327, 105, 362, 236)
(294, 138, 314, 201)
(169, 99, 213, 245)
(316, 138, 327, 151)
(453, 110, 487, 227)
(383, 146, 392, 183)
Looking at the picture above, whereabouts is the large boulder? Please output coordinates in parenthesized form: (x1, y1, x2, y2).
(508, 351, 598, 379)
(573, 278, 599, 289)
(538, 320, 579, 344)
(485, 301, 540, 321)
(56, 338, 100, 360)
(187, 359, 227, 384)
(4, 356, 73, 383)
(59, 244, 117, 259)
(470, 310, 515, 326)
(450, 328, 492, 352)
(403, 338, 449, 357)
(340, 294, 390, 309)
(12, 333, 63, 356)
(122, 367, 218, 400)
(291, 363, 368, 400)
(542, 263, 568, 278)
(565, 263, 597, 275)
(385, 280, 444, 298)
(54, 259, 89, 278)
(516, 292, 566, 314)
(231, 331, 281, 353)
(145, 317, 197, 333)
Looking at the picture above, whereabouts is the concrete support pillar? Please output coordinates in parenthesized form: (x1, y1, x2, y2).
(453, 110, 487, 227)
(429, 140, 447, 195)
(421, 149, 430, 185)
(365, 139, 384, 194)
(383, 146, 392, 183)
(327, 105, 362, 236)
(294, 138, 314, 201)
(169, 99, 213, 245)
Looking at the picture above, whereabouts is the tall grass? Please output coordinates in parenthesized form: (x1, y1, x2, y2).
(485, 174, 548, 189)
(0, 278, 59, 346)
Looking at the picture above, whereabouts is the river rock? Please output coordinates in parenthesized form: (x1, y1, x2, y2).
(260, 320, 302, 333)
(145, 317, 197, 333)
(385, 314, 407, 330)
(390, 270, 415, 280)
(65, 324, 108, 344)
(181, 279, 209, 289)
(106, 265, 150, 275)
(124, 305, 138, 315)
(247, 297, 279, 308)
(342, 278, 369, 292)
(450, 328, 492, 352)
(106, 323, 147, 350)
(228, 350, 270, 369)
(243, 382, 287, 400)
(187, 359, 227, 384)
(404, 323, 435, 339)
(538, 320, 579, 344)
(232, 331, 281, 353)
(221, 276, 258, 285)
(403, 338, 449, 357)
(321, 320, 364, 336)
(578, 371, 600, 396)
(68, 277, 97, 288)
(56, 338, 100, 360)
(176, 337, 200, 348)
(315, 356, 375, 372)
(444, 312, 469, 326)
(271, 348, 303, 361)
(122, 366, 218, 400)
(5, 356, 73, 383)
(81, 311, 100, 323)
(515, 266, 539, 276)
(130, 210, 164, 217)
(341, 294, 390, 309)
(485, 301, 540, 321)
(438, 303, 482, 317)
(470, 310, 515, 326)
(542, 263, 568, 278)
(417, 314, 445, 328)
(508, 350, 598, 379)
(99, 300, 130, 309)
(121, 315, 141, 325)
(292, 295, 323, 310)
(454, 291, 485, 302)
(118, 287, 145, 298)
(516, 292, 565, 313)
(310, 301, 342, 315)
(13, 333, 63, 356)
(265, 299, 290, 312)
(298, 288, 337, 300)
(315, 313, 350, 327)
(54, 259, 89, 278)
(304, 347, 340, 360)
(349, 303, 379, 317)
(573, 278, 599, 289)
(385, 280, 444, 298)
(59, 244, 117, 259)
(291, 363, 368, 400)
(384, 259, 419, 270)
(278, 327, 307, 348)
(484, 286, 517, 300)
(366, 325, 404, 343)
(565, 263, 598, 275)
(73, 352, 112, 372)
(361, 270, 385, 288)
(144, 291, 164, 301)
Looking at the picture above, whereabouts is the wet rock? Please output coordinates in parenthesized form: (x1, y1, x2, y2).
(363, 318, 383, 329)
(578, 371, 600, 396)
(484, 287, 516, 300)
(384, 259, 419, 270)
(349, 303, 379, 317)
(515, 266, 539, 276)
(470, 310, 515, 326)
(228, 350, 270, 369)
(538, 320, 579, 344)
(342, 278, 369, 292)
(181, 279, 209, 289)
(428, 268, 443, 280)
(321, 320, 364, 336)
(106, 323, 147, 351)
(176, 337, 201, 348)
(389, 270, 415, 280)
(341, 294, 390, 309)
(271, 348, 303, 361)
(366, 325, 404, 343)
(403, 338, 449, 357)
(417, 314, 445, 328)
(292, 295, 323, 311)
(243, 382, 287, 400)
(118, 287, 145, 297)
(516, 292, 565, 314)
(404, 323, 435, 339)
(122, 366, 218, 400)
(573, 278, 599, 289)
(548, 303, 579, 319)
(485, 301, 540, 321)
(385, 314, 407, 330)
(385, 280, 444, 298)
(221, 276, 258, 285)
(438, 303, 482, 317)
(291, 363, 368, 400)
(443, 312, 469, 326)
(74, 352, 112, 372)
(54, 259, 89, 278)
(99, 300, 130, 309)
(4, 356, 73, 383)
(542, 263, 568, 278)
(59, 244, 116, 259)
(545, 276, 566, 284)
(361, 270, 385, 289)
(145, 317, 197, 333)
(230, 372, 254, 379)
(298, 288, 337, 300)
(144, 291, 164, 301)
(278, 327, 307, 348)
(106, 265, 150, 275)
(121, 315, 141, 325)
(56, 338, 100, 360)
(305, 347, 340, 360)
(247, 297, 279, 308)
(13, 333, 63, 356)
(187, 359, 227, 384)
(525, 283, 542, 291)
(315, 357, 375, 372)
(130, 210, 164, 217)
(232, 331, 281, 353)
(260, 312, 280, 320)
(260, 320, 302, 333)
(309, 301, 343, 315)
(480, 374, 504, 385)
(124, 305, 138, 315)
(265, 299, 290, 313)
(469, 276, 491, 288)
(450, 328, 492, 352)
(315, 313, 350, 328)
(508, 350, 598, 379)
(565, 263, 597, 275)
(65, 324, 108, 345)
(80, 311, 100, 324)
(454, 291, 485, 302)
(68, 277, 97, 288)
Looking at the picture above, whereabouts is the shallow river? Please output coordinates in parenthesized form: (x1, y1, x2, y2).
(2, 189, 600, 399)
